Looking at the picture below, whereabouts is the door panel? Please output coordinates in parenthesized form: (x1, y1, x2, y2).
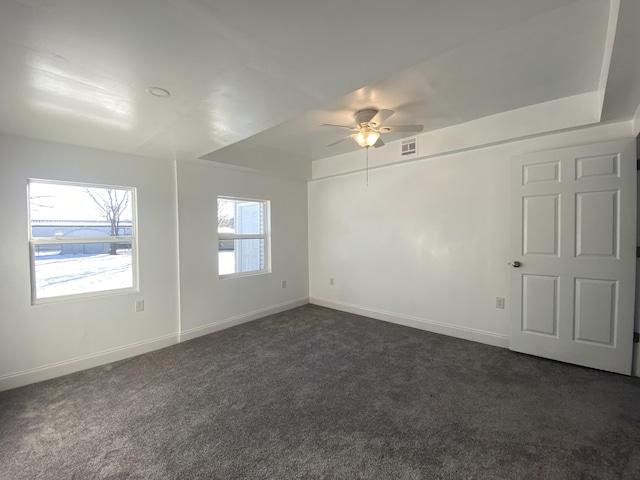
(575, 191, 618, 257)
(523, 195, 559, 255)
(522, 274, 559, 336)
(523, 161, 560, 184)
(510, 140, 636, 374)
(573, 278, 616, 345)
(576, 154, 619, 179)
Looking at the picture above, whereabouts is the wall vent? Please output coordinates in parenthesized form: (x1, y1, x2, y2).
(401, 138, 418, 157)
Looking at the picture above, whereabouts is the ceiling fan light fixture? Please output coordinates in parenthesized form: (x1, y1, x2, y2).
(355, 130, 379, 147)
(323, 109, 423, 150)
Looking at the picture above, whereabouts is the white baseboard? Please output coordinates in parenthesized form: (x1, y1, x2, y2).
(0, 298, 309, 392)
(310, 297, 510, 349)
(0, 333, 179, 392)
(0, 296, 510, 392)
(180, 297, 309, 342)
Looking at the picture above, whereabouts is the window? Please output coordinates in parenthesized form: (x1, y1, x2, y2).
(28, 180, 137, 302)
(217, 196, 270, 278)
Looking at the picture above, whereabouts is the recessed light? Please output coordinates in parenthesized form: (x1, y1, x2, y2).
(145, 87, 170, 97)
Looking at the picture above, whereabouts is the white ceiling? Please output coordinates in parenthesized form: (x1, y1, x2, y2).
(0, 0, 639, 174)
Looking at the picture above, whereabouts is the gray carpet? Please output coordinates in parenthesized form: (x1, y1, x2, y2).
(1, 304, 639, 479)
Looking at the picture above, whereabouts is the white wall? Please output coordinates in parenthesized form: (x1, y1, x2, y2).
(0, 135, 310, 391)
(1, 121, 635, 389)
(309, 121, 636, 350)
(0, 134, 180, 390)
(177, 160, 309, 340)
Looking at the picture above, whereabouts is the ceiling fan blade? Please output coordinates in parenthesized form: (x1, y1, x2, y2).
(321, 123, 357, 131)
(327, 135, 355, 147)
(380, 124, 424, 133)
(369, 109, 394, 127)
(373, 137, 385, 148)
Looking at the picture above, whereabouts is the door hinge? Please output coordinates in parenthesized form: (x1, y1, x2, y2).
(634, 332, 640, 344)
(637, 246, 640, 258)
(637, 159, 640, 171)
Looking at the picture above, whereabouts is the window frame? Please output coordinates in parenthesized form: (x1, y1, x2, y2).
(27, 179, 139, 304)
(217, 195, 271, 279)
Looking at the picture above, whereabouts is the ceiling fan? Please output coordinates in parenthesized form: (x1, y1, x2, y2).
(322, 108, 423, 148)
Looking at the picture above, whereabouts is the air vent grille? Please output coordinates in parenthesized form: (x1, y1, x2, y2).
(401, 138, 417, 156)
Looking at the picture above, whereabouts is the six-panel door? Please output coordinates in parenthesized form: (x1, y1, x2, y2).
(510, 140, 636, 374)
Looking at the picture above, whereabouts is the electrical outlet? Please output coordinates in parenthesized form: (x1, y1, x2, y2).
(135, 300, 144, 312)
(330, 277, 334, 286)
(282, 280, 287, 288)
(495, 297, 505, 309)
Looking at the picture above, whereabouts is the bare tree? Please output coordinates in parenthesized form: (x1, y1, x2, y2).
(29, 195, 55, 213)
(85, 188, 130, 255)
(217, 198, 235, 229)
(218, 209, 233, 229)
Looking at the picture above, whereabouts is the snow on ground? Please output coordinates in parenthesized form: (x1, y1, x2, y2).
(35, 251, 237, 299)
(35, 253, 133, 299)
(219, 251, 235, 275)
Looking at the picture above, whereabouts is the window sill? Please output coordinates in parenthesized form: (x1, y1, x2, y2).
(31, 286, 139, 306)
(219, 270, 271, 280)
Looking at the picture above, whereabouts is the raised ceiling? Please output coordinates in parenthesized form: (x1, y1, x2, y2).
(0, 0, 638, 174)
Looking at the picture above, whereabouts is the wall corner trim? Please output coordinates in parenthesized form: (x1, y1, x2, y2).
(179, 297, 310, 343)
(0, 333, 180, 392)
(309, 297, 510, 349)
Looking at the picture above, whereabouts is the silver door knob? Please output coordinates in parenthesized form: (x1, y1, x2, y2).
(512, 261, 521, 268)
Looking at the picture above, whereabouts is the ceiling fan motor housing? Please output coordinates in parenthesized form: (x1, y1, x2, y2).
(354, 109, 379, 127)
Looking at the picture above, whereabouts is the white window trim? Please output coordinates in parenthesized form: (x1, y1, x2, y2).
(28, 179, 139, 304)
(218, 196, 271, 279)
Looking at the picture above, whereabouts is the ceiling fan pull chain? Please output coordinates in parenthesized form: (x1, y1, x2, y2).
(366, 146, 369, 187)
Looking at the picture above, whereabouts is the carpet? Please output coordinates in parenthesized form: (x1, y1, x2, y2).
(1, 304, 639, 479)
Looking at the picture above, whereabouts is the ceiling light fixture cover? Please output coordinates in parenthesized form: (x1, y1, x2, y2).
(355, 130, 380, 147)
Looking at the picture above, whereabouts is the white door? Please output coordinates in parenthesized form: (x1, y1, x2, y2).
(510, 139, 636, 374)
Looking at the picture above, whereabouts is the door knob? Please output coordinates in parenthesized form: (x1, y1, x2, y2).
(511, 261, 521, 268)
